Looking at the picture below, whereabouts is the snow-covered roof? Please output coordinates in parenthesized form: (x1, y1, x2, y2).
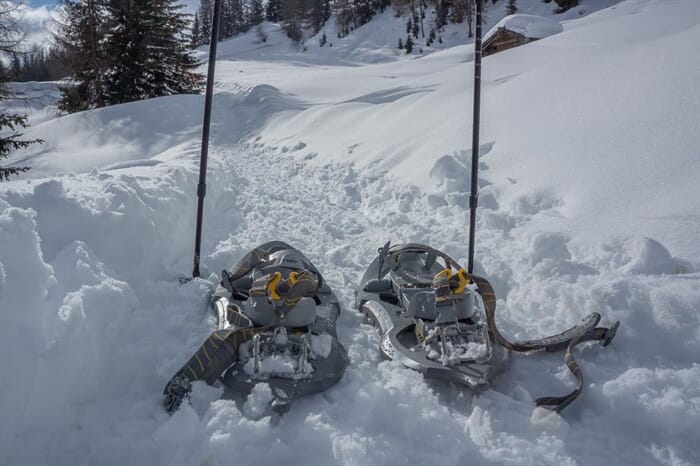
(484, 14, 563, 43)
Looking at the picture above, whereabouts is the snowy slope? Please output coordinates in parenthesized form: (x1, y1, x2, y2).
(3, 81, 62, 125)
(206, 0, 628, 65)
(1, 1, 699, 465)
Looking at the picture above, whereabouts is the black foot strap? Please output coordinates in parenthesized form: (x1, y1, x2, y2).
(471, 275, 620, 412)
(163, 327, 265, 413)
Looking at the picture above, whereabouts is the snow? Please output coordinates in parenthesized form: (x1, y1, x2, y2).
(312, 332, 334, 358)
(1, 0, 699, 465)
(4, 81, 62, 125)
(484, 14, 564, 42)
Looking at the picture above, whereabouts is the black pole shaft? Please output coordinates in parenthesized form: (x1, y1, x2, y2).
(193, 0, 223, 278)
(468, 0, 483, 275)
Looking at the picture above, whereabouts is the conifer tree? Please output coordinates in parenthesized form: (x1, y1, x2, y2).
(0, 108, 41, 181)
(191, 12, 201, 47)
(335, 0, 357, 36)
(11, 54, 20, 77)
(310, 0, 328, 34)
(434, 0, 448, 29)
(553, 0, 578, 13)
(0, 1, 42, 180)
(322, 0, 332, 24)
(282, 0, 304, 45)
(221, 0, 245, 39)
(56, 0, 108, 112)
(355, 0, 374, 25)
(103, 0, 202, 105)
(506, 0, 517, 15)
(411, 5, 420, 38)
(248, 0, 265, 26)
(427, 27, 436, 46)
(404, 34, 414, 53)
(199, 0, 213, 44)
(266, 0, 283, 22)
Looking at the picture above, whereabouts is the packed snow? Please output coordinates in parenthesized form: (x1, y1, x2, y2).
(1, 1, 699, 465)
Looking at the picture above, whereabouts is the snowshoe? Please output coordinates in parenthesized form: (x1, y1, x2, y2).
(357, 242, 619, 412)
(164, 241, 348, 412)
(357, 242, 509, 391)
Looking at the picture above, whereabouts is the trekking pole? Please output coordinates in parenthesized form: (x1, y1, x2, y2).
(193, 0, 223, 278)
(467, 0, 483, 275)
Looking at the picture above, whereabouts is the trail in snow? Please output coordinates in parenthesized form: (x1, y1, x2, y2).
(164, 121, 698, 465)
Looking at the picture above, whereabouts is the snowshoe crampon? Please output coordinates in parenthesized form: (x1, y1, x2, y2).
(357, 243, 619, 412)
(357, 243, 509, 391)
(213, 241, 348, 409)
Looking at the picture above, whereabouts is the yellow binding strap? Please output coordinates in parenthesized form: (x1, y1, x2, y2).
(453, 268, 470, 294)
(267, 272, 282, 301)
(434, 269, 452, 281)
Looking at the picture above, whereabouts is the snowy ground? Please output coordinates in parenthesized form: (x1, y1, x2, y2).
(1, 1, 699, 465)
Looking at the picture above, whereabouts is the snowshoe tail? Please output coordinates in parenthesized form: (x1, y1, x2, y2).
(471, 274, 619, 413)
(163, 375, 192, 414)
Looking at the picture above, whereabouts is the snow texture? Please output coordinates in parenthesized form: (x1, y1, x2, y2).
(1, 1, 699, 465)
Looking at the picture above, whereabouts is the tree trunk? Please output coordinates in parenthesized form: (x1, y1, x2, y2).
(419, 0, 425, 38)
(87, 0, 104, 107)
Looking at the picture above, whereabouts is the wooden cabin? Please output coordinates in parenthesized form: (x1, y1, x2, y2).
(483, 28, 533, 56)
(482, 15, 563, 57)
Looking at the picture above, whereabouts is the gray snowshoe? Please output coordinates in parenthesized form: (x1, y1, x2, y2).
(357, 242, 509, 391)
(164, 241, 348, 413)
(357, 242, 619, 412)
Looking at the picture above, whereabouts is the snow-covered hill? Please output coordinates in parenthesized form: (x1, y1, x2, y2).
(1, 1, 699, 465)
(204, 0, 627, 64)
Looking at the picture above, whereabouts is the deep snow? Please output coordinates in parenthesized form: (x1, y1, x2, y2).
(1, 1, 699, 465)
